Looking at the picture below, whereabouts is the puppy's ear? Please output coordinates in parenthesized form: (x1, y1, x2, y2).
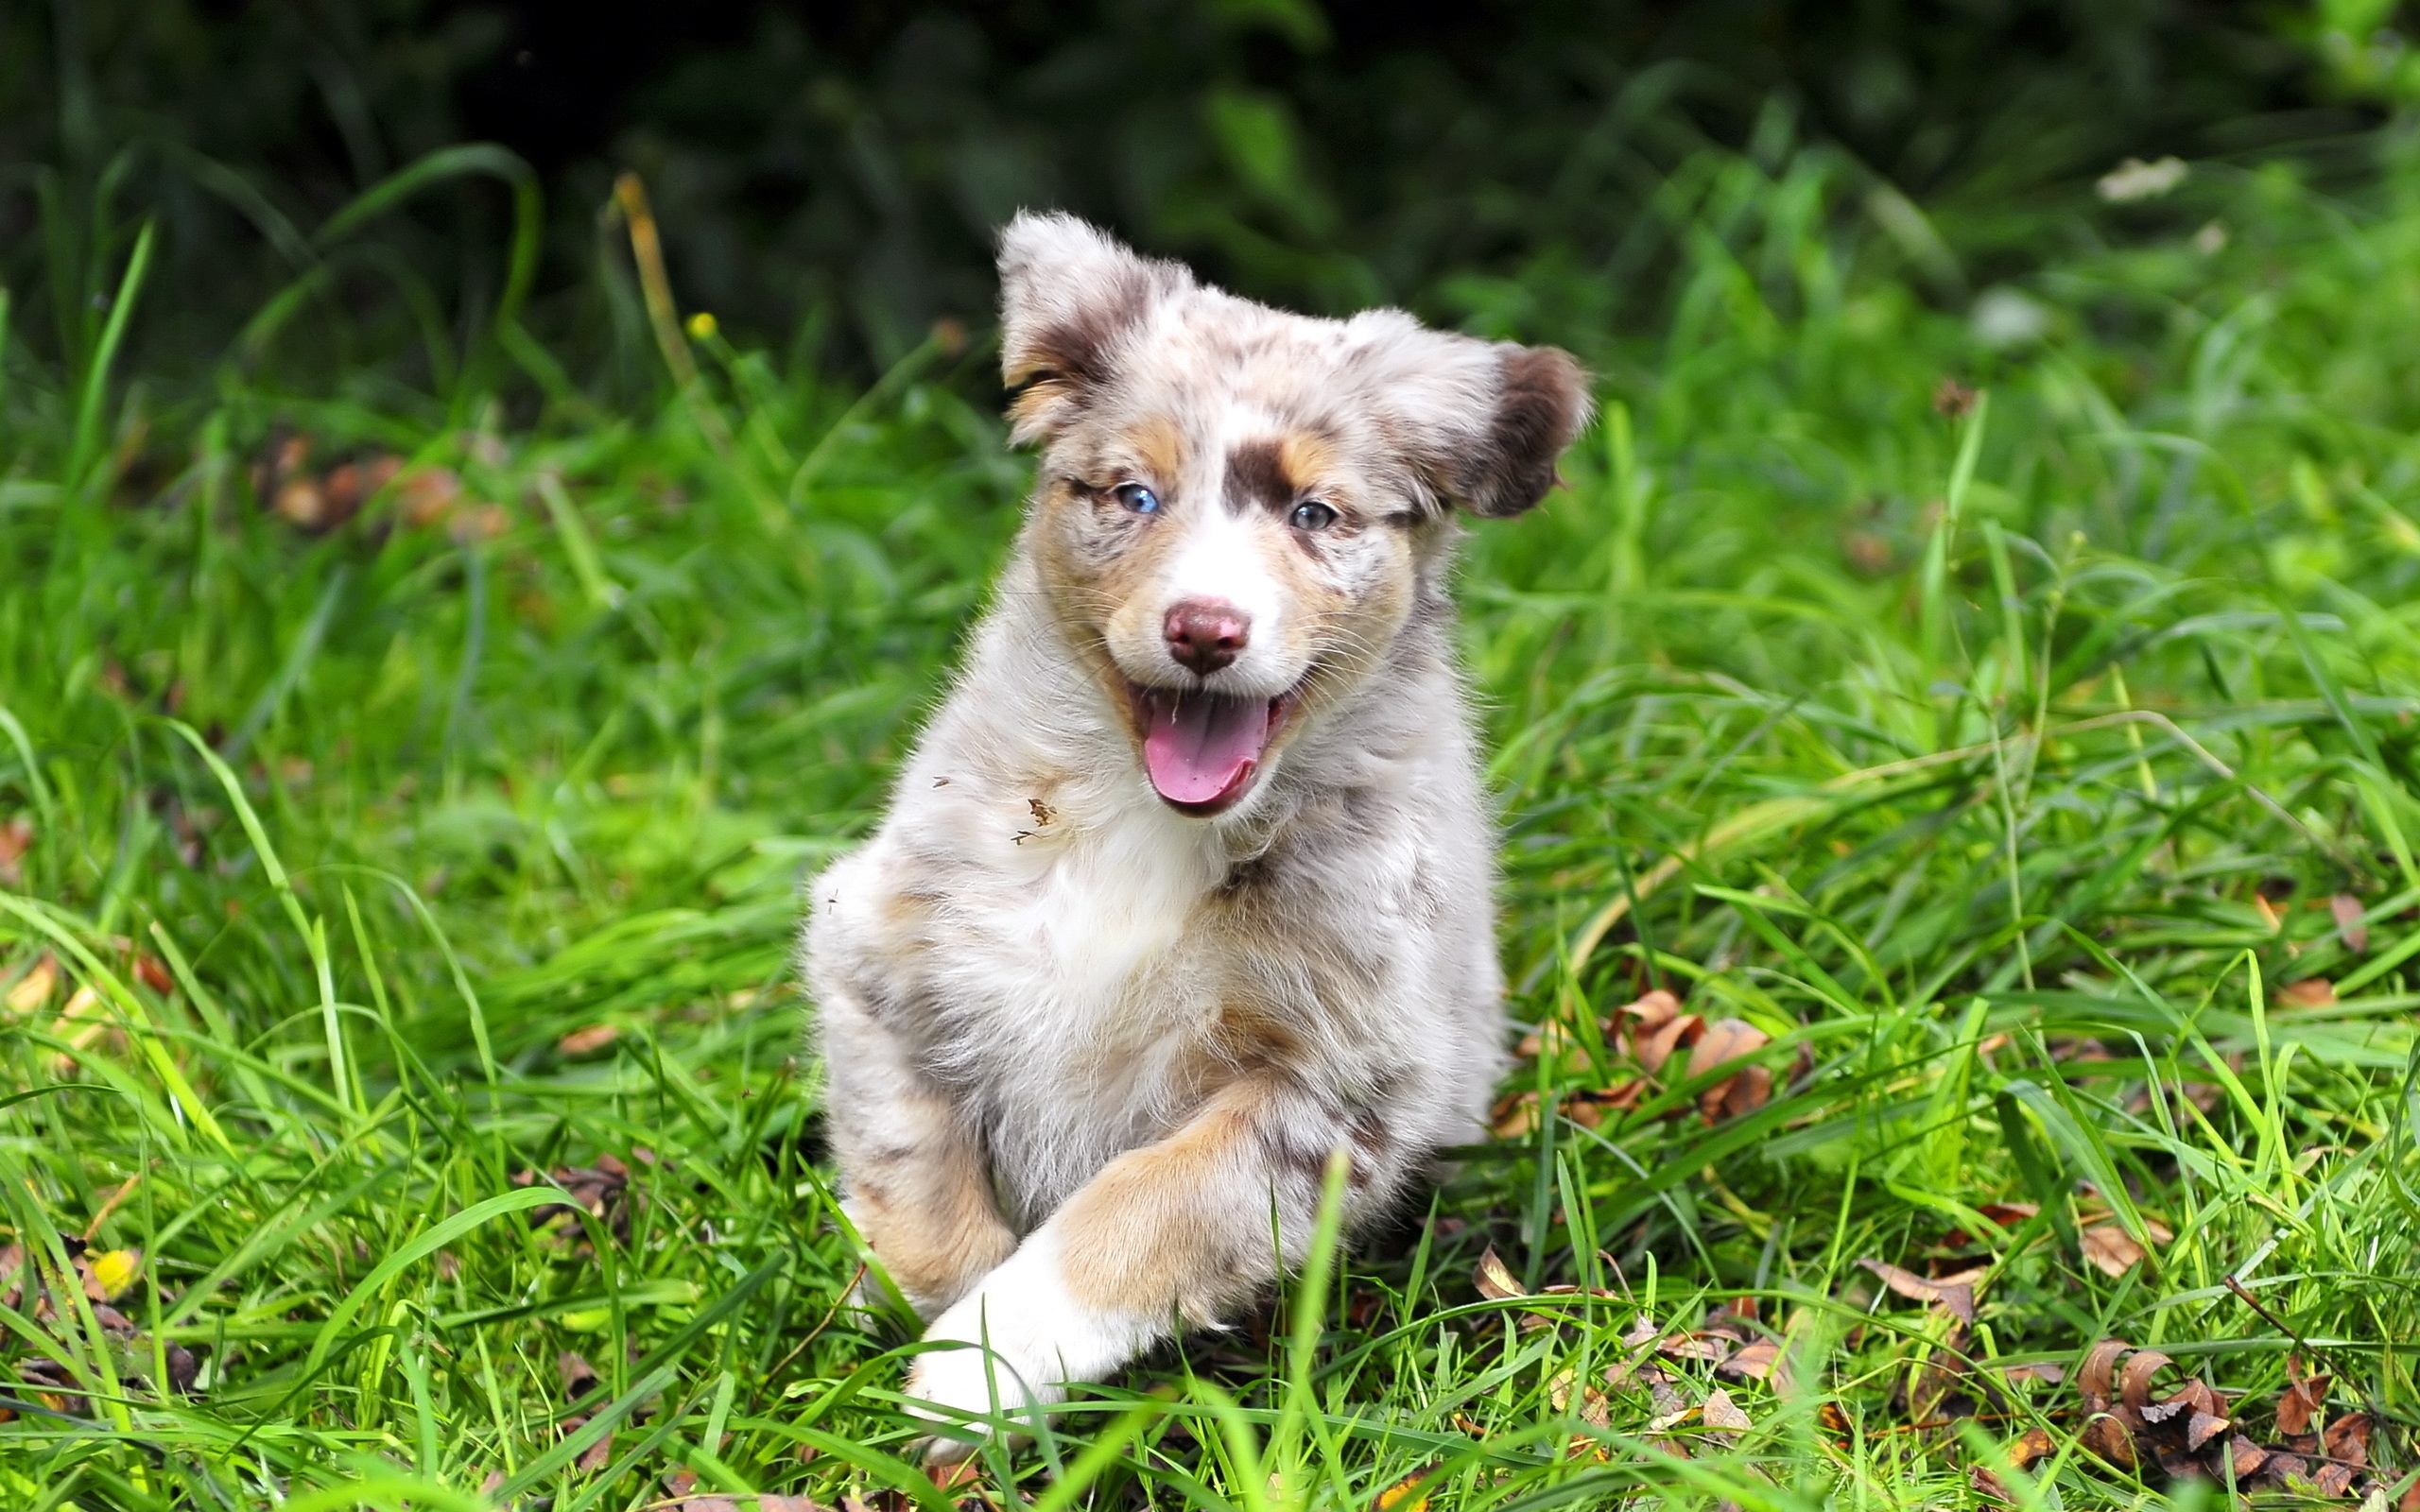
(997, 212, 1191, 446)
(1445, 344, 1593, 519)
(1347, 316, 1593, 519)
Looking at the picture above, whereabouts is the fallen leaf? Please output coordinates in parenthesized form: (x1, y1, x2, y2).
(1490, 1090, 1539, 1139)
(559, 1350, 600, 1404)
(397, 466, 464, 527)
(1374, 1468, 1433, 1512)
(2117, 1349, 2175, 1413)
(1720, 1338, 1793, 1394)
(2278, 978, 2337, 1009)
(0, 816, 31, 886)
(558, 1022, 620, 1056)
(1971, 1466, 2014, 1504)
(1856, 1257, 1983, 1323)
(1703, 1387, 1752, 1431)
(2323, 1411, 2372, 1467)
(1615, 988, 1683, 1035)
(2332, 894, 2369, 953)
(1637, 1012, 1703, 1074)
(2080, 1223, 2148, 1278)
(1474, 1246, 1526, 1301)
(2277, 1356, 2329, 1437)
(7, 953, 58, 1014)
(2005, 1428, 2056, 1469)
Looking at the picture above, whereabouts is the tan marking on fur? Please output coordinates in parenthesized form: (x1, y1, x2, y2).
(1131, 414, 1186, 490)
(1276, 431, 1339, 502)
(853, 1127, 1019, 1314)
(1055, 1082, 1274, 1322)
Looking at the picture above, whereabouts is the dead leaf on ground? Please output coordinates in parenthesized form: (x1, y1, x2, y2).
(514, 1155, 637, 1246)
(1702, 1387, 1752, 1431)
(1857, 1257, 1985, 1323)
(2277, 1352, 2330, 1436)
(1473, 1246, 1525, 1301)
(557, 1022, 620, 1056)
(7, 952, 58, 1014)
(2278, 977, 2338, 1009)
(2005, 1428, 2056, 1469)
(0, 816, 31, 887)
(1685, 1019, 1773, 1121)
(559, 1350, 599, 1404)
(2080, 1223, 2149, 1277)
(2070, 1340, 2385, 1500)
(2331, 894, 2369, 953)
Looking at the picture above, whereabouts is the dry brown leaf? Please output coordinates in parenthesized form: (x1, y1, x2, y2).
(398, 466, 464, 527)
(1685, 1020, 1771, 1082)
(2005, 1428, 2055, 1469)
(2278, 978, 2338, 1009)
(2277, 1357, 2330, 1437)
(1616, 988, 1682, 1035)
(2080, 1223, 2148, 1277)
(558, 1022, 620, 1056)
(1702, 1387, 1752, 1431)
(0, 816, 31, 887)
(573, 1426, 613, 1475)
(1970, 1466, 2014, 1504)
(7, 953, 58, 1014)
(2332, 894, 2370, 953)
(1637, 1013, 1703, 1075)
(1856, 1257, 1982, 1323)
(2117, 1349, 2174, 1413)
(1720, 1338, 1791, 1394)
(1374, 1469, 1433, 1512)
(559, 1349, 599, 1404)
(2322, 1410, 2372, 1467)
(1473, 1246, 1525, 1301)
(2001, 1361, 2064, 1385)
(2079, 1339, 2128, 1405)
(1490, 1090, 1539, 1139)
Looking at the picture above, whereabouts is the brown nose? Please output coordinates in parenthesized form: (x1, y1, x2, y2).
(1164, 598, 1250, 675)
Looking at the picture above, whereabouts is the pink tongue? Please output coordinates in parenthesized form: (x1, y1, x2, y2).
(1141, 691, 1271, 806)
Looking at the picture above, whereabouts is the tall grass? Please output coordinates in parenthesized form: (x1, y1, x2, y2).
(3, 117, 2420, 1509)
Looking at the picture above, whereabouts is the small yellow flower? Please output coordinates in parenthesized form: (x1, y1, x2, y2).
(684, 311, 717, 340)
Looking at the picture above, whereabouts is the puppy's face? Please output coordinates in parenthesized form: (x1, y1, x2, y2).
(997, 215, 1590, 816)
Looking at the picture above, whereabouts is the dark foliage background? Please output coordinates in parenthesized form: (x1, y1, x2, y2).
(0, 0, 2380, 390)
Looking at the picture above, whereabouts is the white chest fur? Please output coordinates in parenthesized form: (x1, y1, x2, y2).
(895, 778, 1234, 1220)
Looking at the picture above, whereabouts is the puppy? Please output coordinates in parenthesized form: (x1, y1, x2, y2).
(802, 213, 1589, 1445)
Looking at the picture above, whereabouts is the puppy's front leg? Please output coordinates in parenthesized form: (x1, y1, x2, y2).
(908, 1077, 1357, 1445)
(821, 989, 1018, 1320)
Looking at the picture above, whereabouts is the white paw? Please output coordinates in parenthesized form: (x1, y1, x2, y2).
(901, 1228, 1157, 1446)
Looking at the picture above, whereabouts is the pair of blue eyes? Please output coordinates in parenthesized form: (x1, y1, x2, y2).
(1111, 482, 1337, 532)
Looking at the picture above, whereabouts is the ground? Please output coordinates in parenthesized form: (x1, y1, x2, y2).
(3, 131, 2419, 1510)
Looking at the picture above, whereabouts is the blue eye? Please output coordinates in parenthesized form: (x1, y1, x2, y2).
(1112, 482, 1161, 515)
(1290, 500, 1338, 531)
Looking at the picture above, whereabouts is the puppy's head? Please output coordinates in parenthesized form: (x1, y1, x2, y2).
(997, 212, 1590, 816)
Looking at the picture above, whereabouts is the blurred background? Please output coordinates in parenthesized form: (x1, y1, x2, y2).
(6, 0, 2413, 397)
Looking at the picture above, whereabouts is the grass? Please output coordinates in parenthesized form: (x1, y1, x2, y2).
(5, 115, 2420, 1511)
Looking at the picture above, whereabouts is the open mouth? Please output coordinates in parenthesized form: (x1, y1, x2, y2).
(1125, 682, 1297, 815)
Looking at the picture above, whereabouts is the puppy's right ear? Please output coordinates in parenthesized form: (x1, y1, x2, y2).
(998, 212, 1190, 446)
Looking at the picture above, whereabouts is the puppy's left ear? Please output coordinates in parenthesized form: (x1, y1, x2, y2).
(1447, 344, 1594, 519)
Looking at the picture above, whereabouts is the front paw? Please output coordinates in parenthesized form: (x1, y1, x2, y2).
(899, 1233, 1157, 1456)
